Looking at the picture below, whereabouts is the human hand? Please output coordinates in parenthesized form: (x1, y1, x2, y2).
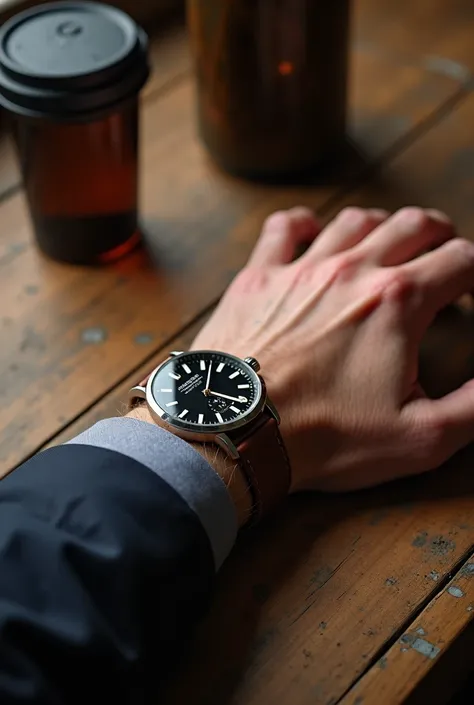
(192, 205, 474, 493)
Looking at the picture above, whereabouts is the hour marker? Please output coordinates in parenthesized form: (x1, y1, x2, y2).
(169, 372, 180, 380)
(178, 409, 189, 418)
(216, 362, 225, 373)
(198, 413, 204, 424)
(182, 364, 191, 374)
(230, 405, 240, 414)
(215, 412, 224, 423)
(238, 384, 250, 389)
(200, 360, 206, 371)
(229, 371, 240, 379)
(166, 401, 178, 407)
(161, 388, 173, 393)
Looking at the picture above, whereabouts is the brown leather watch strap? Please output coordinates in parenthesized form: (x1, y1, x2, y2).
(229, 408, 291, 521)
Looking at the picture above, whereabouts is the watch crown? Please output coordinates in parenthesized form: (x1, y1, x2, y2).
(244, 356, 260, 372)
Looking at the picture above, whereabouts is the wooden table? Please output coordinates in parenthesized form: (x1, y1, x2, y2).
(2, 1, 474, 703)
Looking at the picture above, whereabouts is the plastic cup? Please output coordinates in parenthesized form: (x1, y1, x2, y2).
(0, 1, 149, 265)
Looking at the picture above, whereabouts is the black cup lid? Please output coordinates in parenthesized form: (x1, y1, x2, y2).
(0, 1, 149, 119)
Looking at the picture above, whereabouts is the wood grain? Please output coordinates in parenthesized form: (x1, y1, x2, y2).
(340, 554, 474, 705)
(357, 0, 474, 76)
(0, 50, 458, 475)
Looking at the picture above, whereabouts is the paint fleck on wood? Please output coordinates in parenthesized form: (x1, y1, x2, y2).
(81, 327, 107, 344)
(427, 570, 440, 582)
(134, 333, 154, 345)
(400, 633, 440, 659)
(429, 535, 456, 556)
(385, 577, 397, 587)
(447, 586, 465, 598)
(378, 656, 388, 670)
(411, 638, 440, 660)
(461, 563, 474, 578)
(412, 531, 428, 548)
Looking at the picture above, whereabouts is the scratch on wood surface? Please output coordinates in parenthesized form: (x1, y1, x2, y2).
(291, 553, 354, 625)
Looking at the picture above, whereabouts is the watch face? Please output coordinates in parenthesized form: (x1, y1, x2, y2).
(149, 351, 263, 432)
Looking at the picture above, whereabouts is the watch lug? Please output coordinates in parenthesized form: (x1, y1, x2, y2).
(216, 433, 240, 460)
(265, 397, 281, 424)
(244, 356, 260, 372)
(169, 350, 184, 357)
(129, 385, 147, 400)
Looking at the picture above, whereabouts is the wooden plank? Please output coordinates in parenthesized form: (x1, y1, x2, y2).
(0, 23, 191, 200)
(339, 554, 474, 705)
(0, 51, 460, 474)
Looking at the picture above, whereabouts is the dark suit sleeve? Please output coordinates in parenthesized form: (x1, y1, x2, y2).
(0, 443, 215, 704)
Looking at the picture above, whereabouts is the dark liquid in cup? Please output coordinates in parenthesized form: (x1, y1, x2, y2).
(32, 212, 139, 265)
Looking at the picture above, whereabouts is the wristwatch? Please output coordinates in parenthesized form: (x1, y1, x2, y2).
(128, 350, 291, 522)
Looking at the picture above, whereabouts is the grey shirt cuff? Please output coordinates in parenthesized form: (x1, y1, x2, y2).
(67, 417, 237, 570)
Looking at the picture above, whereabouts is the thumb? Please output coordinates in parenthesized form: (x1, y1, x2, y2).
(405, 379, 474, 467)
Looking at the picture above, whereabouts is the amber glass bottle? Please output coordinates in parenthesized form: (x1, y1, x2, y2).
(188, 0, 351, 180)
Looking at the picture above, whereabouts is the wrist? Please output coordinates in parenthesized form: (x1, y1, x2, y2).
(126, 405, 252, 527)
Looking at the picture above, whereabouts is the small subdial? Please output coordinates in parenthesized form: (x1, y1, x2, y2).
(207, 396, 229, 413)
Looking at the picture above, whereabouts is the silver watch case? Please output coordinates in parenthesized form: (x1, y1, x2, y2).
(129, 350, 279, 456)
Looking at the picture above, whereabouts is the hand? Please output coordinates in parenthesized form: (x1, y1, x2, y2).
(192, 205, 474, 494)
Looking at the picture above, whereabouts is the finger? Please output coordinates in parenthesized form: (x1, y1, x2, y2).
(248, 207, 321, 267)
(404, 237, 474, 314)
(305, 207, 390, 259)
(359, 207, 454, 266)
(405, 380, 474, 467)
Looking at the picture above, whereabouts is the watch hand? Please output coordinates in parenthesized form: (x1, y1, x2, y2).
(205, 361, 213, 391)
(209, 391, 247, 403)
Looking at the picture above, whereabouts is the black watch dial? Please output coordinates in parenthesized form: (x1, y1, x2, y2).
(150, 351, 262, 429)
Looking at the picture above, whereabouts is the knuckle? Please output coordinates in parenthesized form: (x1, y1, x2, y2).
(409, 414, 447, 470)
(394, 206, 429, 231)
(381, 268, 414, 302)
(331, 251, 361, 282)
(338, 206, 369, 228)
(233, 265, 269, 293)
(447, 237, 474, 263)
(263, 210, 290, 232)
(287, 205, 315, 221)
(425, 208, 452, 226)
(338, 206, 388, 232)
